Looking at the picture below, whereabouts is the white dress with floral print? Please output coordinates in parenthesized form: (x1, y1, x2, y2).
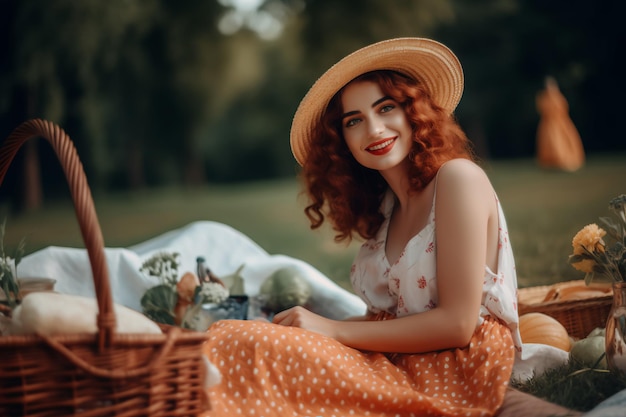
(350, 186, 523, 353)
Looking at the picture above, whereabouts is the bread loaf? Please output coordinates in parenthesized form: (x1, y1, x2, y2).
(7, 292, 162, 335)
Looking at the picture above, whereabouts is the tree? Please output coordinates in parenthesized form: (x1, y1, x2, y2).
(1, 0, 229, 202)
(434, 0, 626, 158)
(2, 0, 165, 206)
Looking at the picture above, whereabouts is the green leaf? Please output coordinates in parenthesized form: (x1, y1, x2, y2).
(0, 218, 6, 257)
(592, 264, 607, 274)
(143, 307, 176, 325)
(140, 284, 178, 325)
(141, 284, 177, 309)
(0, 263, 20, 309)
(13, 237, 26, 267)
(568, 254, 587, 264)
(0, 218, 27, 307)
(600, 216, 621, 241)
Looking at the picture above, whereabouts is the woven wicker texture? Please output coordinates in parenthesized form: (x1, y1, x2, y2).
(518, 280, 613, 340)
(0, 119, 210, 416)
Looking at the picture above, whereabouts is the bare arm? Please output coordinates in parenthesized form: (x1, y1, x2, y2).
(274, 160, 497, 353)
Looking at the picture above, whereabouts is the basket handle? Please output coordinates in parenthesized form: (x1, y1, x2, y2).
(0, 119, 115, 349)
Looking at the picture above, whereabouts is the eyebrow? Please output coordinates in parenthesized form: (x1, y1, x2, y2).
(341, 95, 393, 120)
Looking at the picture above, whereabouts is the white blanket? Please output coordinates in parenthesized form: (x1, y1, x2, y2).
(17, 221, 367, 320)
(16, 220, 567, 381)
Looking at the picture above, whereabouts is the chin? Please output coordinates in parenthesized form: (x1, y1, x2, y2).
(368, 156, 409, 172)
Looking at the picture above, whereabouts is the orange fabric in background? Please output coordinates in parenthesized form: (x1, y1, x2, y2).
(536, 77, 585, 172)
(202, 316, 515, 417)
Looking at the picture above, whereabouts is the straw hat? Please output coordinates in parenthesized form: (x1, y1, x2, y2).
(290, 37, 464, 166)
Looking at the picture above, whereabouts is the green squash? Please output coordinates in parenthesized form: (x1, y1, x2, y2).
(569, 335, 607, 369)
(259, 267, 312, 313)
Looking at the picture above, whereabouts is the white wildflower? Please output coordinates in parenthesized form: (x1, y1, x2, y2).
(199, 282, 229, 304)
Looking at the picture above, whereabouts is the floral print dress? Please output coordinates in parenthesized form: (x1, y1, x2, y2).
(202, 187, 522, 417)
(351, 189, 522, 352)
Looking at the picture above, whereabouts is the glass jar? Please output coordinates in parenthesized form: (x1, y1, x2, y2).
(605, 281, 626, 373)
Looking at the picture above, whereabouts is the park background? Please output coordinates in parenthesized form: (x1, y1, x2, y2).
(1, 0, 625, 291)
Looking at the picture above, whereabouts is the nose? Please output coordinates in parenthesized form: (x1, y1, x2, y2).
(368, 116, 385, 138)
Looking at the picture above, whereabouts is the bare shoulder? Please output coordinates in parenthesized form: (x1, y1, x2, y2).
(434, 159, 496, 219)
(436, 158, 492, 191)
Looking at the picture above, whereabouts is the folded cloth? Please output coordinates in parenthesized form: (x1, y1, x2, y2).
(511, 342, 570, 382)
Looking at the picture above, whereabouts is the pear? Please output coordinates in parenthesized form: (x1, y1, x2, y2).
(219, 264, 246, 296)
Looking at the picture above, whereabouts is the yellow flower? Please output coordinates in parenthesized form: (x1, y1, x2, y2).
(569, 196, 626, 283)
(571, 258, 596, 274)
(572, 223, 606, 255)
(570, 224, 606, 274)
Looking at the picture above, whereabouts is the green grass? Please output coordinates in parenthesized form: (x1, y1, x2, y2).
(511, 360, 626, 412)
(1, 177, 360, 291)
(2, 153, 626, 293)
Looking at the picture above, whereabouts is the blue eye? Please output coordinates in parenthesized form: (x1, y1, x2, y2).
(380, 104, 395, 113)
(345, 117, 361, 128)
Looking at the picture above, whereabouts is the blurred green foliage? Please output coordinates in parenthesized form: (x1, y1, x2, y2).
(1, 0, 624, 211)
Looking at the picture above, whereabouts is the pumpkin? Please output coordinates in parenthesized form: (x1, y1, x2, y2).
(519, 312, 571, 351)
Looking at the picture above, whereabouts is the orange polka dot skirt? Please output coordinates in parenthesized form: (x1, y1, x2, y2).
(202, 316, 515, 417)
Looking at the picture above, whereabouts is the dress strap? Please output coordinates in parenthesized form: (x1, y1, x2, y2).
(428, 165, 446, 218)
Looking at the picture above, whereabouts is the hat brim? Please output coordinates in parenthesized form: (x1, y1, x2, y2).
(290, 37, 464, 166)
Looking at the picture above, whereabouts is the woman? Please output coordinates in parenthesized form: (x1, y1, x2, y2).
(203, 38, 576, 417)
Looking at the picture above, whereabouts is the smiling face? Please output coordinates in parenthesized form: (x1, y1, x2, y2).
(340, 80, 413, 172)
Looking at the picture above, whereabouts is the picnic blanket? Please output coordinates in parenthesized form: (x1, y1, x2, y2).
(16, 220, 567, 381)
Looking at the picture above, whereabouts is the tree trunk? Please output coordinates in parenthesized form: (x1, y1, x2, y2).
(21, 87, 43, 211)
(127, 139, 145, 189)
(22, 139, 43, 211)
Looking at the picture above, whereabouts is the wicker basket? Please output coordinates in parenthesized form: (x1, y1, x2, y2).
(518, 280, 614, 340)
(0, 119, 210, 416)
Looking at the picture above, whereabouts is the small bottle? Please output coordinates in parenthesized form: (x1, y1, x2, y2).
(196, 256, 209, 283)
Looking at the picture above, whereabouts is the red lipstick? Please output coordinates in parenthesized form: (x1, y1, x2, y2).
(366, 137, 396, 155)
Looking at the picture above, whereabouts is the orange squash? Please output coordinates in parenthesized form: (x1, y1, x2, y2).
(519, 312, 571, 351)
(174, 272, 200, 325)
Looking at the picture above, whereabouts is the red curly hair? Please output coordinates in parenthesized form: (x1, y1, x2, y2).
(300, 70, 475, 243)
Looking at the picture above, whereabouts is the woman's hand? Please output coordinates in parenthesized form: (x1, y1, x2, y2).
(272, 306, 338, 339)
